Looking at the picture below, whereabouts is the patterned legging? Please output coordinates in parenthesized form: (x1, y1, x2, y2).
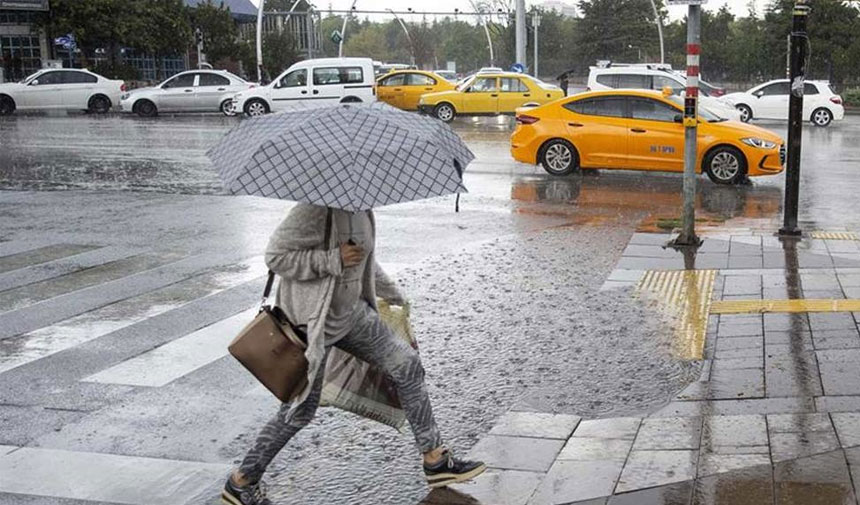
(238, 303, 443, 483)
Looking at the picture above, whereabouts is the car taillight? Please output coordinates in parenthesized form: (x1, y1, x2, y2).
(831, 96, 843, 105)
(712, 89, 725, 97)
(120, 83, 127, 92)
(516, 114, 540, 125)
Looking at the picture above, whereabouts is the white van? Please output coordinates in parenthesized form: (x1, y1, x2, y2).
(231, 57, 376, 116)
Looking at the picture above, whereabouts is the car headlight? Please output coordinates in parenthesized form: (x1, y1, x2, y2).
(741, 137, 777, 149)
(418, 97, 425, 105)
(121, 93, 130, 100)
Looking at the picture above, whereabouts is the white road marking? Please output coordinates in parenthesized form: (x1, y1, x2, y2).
(82, 308, 255, 387)
(0, 446, 229, 505)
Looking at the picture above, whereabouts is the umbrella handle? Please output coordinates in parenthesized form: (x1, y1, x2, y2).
(455, 193, 460, 213)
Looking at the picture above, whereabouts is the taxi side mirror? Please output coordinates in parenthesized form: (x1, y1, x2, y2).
(661, 86, 673, 97)
(674, 114, 683, 124)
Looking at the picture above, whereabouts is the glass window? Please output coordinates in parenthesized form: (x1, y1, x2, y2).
(596, 74, 617, 88)
(803, 83, 819, 95)
(652, 75, 684, 93)
(758, 82, 790, 96)
(379, 73, 405, 86)
(470, 77, 497, 92)
(199, 73, 230, 86)
(629, 98, 681, 122)
(162, 73, 195, 88)
(407, 73, 436, 86)
(501, 77, 528, 92)
(563, 97, 626, 117)
(616, 74, 649, 89)
(34, 71, 62, 85)
(279, 69, 307, 88)
(313, 67, 364, 85)
(63, 71, 97, 84)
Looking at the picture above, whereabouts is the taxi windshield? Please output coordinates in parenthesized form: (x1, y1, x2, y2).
(667, 96, 725, 122)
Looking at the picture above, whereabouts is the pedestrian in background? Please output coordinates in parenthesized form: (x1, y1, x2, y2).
(222, 204, 486, 505)
(559, 72, 570, 97)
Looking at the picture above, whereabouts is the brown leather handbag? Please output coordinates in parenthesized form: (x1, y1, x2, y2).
(228, 271, 309, 402)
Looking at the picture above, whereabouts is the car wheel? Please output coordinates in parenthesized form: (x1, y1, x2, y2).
(220, 99, 235, 116)
(539, 139, 579, 176)
(704, 146, 746, 185)
(244, 99, 269, 117)
(340, 96, 362, 103)
(0, 95, 15, 116)
(87, 95, 111, 114)
(135, 100, 157, 118)
(434, 103, 455, 123)
(736, 104, 752, 123)
(811, 107, 832, 127)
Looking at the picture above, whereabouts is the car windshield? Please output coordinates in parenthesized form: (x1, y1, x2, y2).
(667, 96, 725, 122)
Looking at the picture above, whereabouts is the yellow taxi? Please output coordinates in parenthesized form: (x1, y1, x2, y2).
(418, 72, 564, 122)
(375, 70, 455, 111)
(511, 89, 785, 184)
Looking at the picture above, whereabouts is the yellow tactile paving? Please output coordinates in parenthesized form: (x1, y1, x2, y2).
(637, 270, 717, 360)
(810, 231, 859, 241)
(712, 299, 860, 314)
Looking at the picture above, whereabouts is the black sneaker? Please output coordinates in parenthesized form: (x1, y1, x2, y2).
(221, 475, 272, 505)
(423, 449, 487, 488)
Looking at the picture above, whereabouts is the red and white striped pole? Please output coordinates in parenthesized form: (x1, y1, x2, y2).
(675, 3, 702, 247)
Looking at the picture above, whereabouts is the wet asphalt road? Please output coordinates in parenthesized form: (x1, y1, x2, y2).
(0, 112, 858, 504)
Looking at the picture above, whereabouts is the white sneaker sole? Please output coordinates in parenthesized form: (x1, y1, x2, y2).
(426, 463, 488, 488)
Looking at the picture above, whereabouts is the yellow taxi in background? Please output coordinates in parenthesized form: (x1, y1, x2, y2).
(418, 72, 564, 122)
(511, 89, 785, 184)
(376, 70, 455, 111)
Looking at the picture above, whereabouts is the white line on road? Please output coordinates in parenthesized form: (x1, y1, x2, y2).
(0, 446, 229, 505)
(82, 308, 256, 387)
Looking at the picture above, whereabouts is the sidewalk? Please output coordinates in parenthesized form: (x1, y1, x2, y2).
(423, 228, 860, 505)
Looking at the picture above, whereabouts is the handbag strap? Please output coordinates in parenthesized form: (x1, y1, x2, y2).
(261, 207, 335, 305)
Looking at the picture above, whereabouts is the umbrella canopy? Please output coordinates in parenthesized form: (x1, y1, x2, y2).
(207, 102, 473, 212)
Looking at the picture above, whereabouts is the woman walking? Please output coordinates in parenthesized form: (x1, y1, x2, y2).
(222, 204, 485, 505)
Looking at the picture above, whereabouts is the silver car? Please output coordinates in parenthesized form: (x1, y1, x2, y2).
(120, 70, 252, 117)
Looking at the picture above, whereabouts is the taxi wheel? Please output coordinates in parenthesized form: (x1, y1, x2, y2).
(539, 139, 579, 176)
(704, 146, 746, 185)
(736, 104, 752, 123)
(811, 108, 832, 127)
(434, 103, 455, 123)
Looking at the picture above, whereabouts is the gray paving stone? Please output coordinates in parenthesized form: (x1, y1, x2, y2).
(713, 346, 763, 360)
(809, 313, 857, 331)
(770, 432, 841, 462)
(440, 469, 544, 505)
(632, 417, 701, 451)
(697, 453, 772, 477)
(716, 324, 763, 338)
(622, 245, 677, 258)
(817, 352, 860, 396)
(699, 239, 730, 253)
(702, 415, 768, 449)
(837, 273, 860, 287)
(729, 241, 762, 256)
(693, 463, 774, 505)
(468, 435, 564, 473)
(693, 253, 729, 269)
(762, 253, 788, 269)
(707, 368, 764, 399)
(716, 336, 762, 351)
(607, 269, 645, 282)
(489, 412, 582, 440)
(767, 413, 833, 433)
(557, 437, 632, 462)
(773, 450, 856, 505)
(722, 276, 763, 296)
(652, 397, 815, 418)
(831, 413, 860, 447)
(710, 356, 763, 370)
(800, 274, 842, 291)
(529, 460, 624, 505)
(764, 352, 823, 397)
(764, 313, 809, 332)
(572, 418, 641, 440)
(629, 233, 673, 246)
(810, 328, 860, 348)
(728, 255, 764, 269)
(765, 330, 813, 345)
(615, 450, 697, 493)
(609, 481, 692, 505)
(803, 289, 847, 299)
(815, 396, 860, 413)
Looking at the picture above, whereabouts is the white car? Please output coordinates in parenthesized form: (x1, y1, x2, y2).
(0, 68, 124, 116)
(587, 65, 741, 121)
(722, 79, 844, 127)
(434, 70, 457, 81)
(120, 70, 253, 117)
(232, 58, 377, 117)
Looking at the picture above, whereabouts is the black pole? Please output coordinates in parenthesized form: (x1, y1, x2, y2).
(779, 0, 810, 237)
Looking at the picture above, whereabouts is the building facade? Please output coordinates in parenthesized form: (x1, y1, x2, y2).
(0, 0, 49, 82)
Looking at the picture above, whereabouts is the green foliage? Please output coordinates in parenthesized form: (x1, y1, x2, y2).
(91, 60, 140, 81)
(262, 30, 300, 81)
(844, 88, 860, 107)
(189, 0, 241, 63)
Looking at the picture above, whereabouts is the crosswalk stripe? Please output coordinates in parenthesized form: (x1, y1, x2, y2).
(82, 308, 255, 387)
(0, 244, 100, 274)
(0, 245, 138, 293)
(0, 446, 229, 505)
(0, 259, 266, 374)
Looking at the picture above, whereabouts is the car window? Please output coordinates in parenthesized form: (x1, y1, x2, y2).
(163, 74, 195, 88)
(33, 71, 62, 85)
(199, 73, 230, 86)
(60, 71, 97, 84)
(379, 73, 405, 86)
(616, 74, 649, 89)
(596, 74, 617, 88)
(313, 67, 364, 86)
(470, 77, 497, 92)
(279, 69, 307, 88)
(501, 77, 528, 92)
(652, 75, 683, 93)
(629, 98, 680, 122)
(758, 82, 790, 96)
(563, 97, 626, 118)
(407, 73, 436, 86)
(803, 83, 819, 95)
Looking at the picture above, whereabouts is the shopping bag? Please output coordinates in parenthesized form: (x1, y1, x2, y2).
(319, 300, 417, 430)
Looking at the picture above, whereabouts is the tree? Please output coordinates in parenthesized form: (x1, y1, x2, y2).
(188, 0, 241, 64)
(42, 0, 130, 66)
(344, 22, 392, 61)
(576, 0, 663, 64)
(262, 30, 300, 80)
(134, 0, 192, 79)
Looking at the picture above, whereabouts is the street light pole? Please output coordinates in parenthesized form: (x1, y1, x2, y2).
(649, 0, 665, 64)
(532, 13, 541, 77)
(673, 3, 701, 247)
(388, 9, 416, 66)
(515, 0, 526, 65)
(256, 0, 264, 82)
(469, 0, 494, 66)
(339, 0, 357, 58)
(780, 0, 811, 236)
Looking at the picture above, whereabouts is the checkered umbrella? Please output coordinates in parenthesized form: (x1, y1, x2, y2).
(207, 102, 473, 212)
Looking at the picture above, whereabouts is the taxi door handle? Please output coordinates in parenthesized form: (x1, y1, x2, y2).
(424, 88, 433, 91)
(568, 122, 583, 127)
(490, 94, 498, 97)
(631, 128, 647, 133)
(523, 93, 531, 97)
(394, 88, 402, 91)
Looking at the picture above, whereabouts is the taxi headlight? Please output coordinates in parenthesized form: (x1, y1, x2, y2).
(741, 137, 777, 149)
(418, 97, 425, 105)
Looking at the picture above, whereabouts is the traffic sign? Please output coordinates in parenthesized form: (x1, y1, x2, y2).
(331, 30, 343, 44)
(510, 63, 525, 73)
